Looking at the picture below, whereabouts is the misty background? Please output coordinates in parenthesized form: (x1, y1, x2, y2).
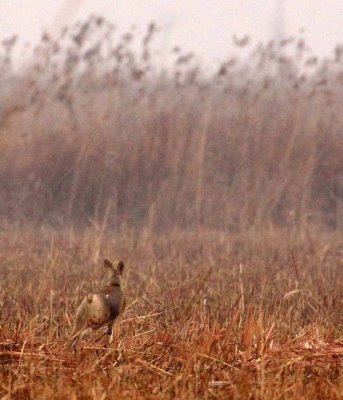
(1, 1, 343, 66)
(0, 1, 342, 231)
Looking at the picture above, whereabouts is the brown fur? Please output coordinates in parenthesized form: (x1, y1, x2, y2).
(70, 259, 126, 348)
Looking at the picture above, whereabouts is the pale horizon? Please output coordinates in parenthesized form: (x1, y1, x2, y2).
(1, 0, 343, 67)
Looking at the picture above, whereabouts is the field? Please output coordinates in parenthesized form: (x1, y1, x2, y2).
(0, 227, 342, 399)
(0, 17, 342, 399)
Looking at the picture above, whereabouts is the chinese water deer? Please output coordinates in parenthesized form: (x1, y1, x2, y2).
(70, 259, 126, 348)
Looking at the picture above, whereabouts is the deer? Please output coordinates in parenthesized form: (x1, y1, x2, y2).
(70, 259, 126, 348)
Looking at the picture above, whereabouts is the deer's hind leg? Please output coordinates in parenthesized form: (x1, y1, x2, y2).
(70, 327, 92, 349)
(107, 322, 115, 344)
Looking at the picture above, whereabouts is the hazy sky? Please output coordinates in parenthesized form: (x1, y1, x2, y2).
(1, 0, 343, 65)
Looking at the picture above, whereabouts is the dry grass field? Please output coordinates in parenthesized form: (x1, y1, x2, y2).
(0, 18, 342, 399)
(0, 227, 342, 399)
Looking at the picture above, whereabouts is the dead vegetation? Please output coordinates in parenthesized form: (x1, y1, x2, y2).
(0, 17, 342, 399)
(0, 227, 342, 399)
(0, 17, 342, 230)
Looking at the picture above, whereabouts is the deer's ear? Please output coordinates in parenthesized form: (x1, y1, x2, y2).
(117, 261, 125, 275)
(104, 259, 114, 270)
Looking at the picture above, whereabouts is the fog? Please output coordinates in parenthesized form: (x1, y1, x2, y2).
(1, 0, 343, 66)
